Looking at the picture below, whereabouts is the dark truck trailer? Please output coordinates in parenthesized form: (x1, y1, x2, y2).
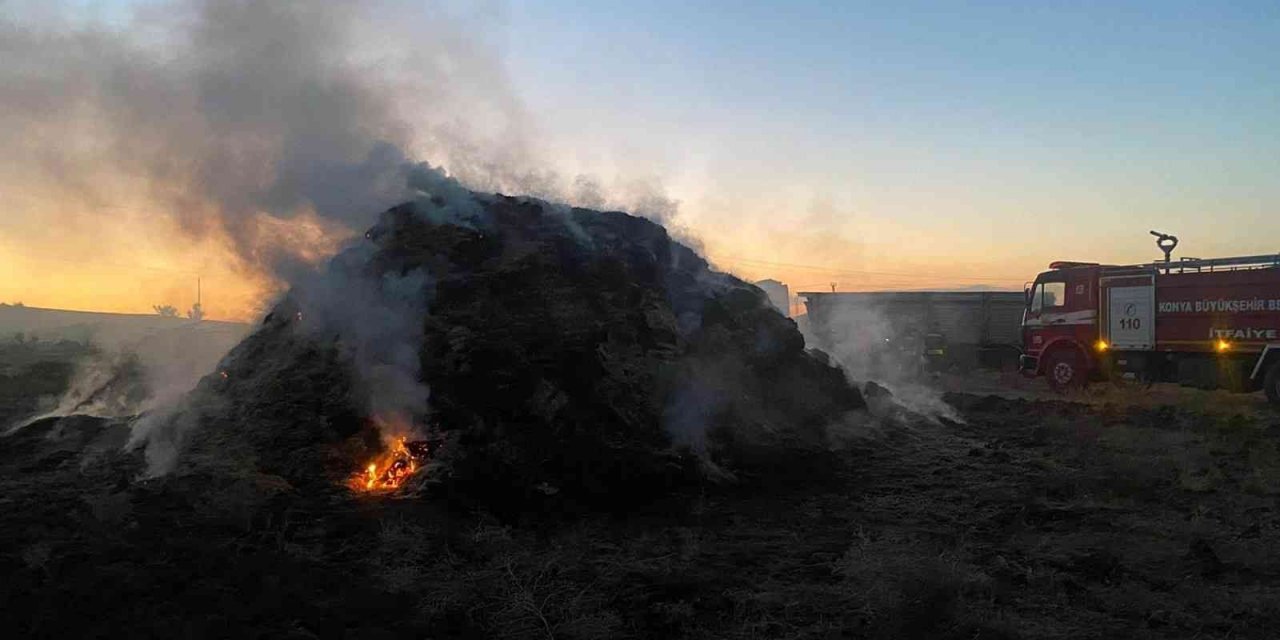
(800, 291, 1026, 371)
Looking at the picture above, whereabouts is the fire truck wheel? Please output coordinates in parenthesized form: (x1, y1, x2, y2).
(1045, 348, 1086, 392)
(1265, 361, 1280, 406)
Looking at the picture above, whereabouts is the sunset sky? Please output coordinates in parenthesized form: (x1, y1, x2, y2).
(2, 1, 1278, 320)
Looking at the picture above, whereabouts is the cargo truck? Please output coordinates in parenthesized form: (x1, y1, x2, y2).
(800, 290, 1027, 372)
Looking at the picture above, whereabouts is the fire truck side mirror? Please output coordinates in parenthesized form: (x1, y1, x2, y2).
(1023, 285, 1032, 306)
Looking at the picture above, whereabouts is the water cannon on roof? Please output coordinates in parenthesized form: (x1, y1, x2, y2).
(1150, 230, 1179, 264)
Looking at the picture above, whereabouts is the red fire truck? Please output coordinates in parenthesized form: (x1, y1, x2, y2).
(1020, 232, 1280, 405)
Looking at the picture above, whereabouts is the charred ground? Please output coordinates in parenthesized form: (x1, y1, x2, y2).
(3, 388, 1279, 638)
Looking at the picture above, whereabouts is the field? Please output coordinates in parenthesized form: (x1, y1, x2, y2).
(2, 347, 1278, 639)
(0, 340, 94, 427)
(0, 307, 248, 431)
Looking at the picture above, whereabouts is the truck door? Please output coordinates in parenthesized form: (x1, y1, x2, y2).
(1102, 275, 1155, 350)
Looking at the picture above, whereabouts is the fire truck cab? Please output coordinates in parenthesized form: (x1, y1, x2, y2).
(1021, 262, 1102, 387)
(1020, 234, 1280, 405)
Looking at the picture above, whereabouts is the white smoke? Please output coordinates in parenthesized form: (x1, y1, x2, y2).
(0, 1, 497, 275)
(127, 400, 208, 478)
(1, 1, 690, 269)
(803, 300, 963, 424)
(4, 351, 142, 435)
(5, 320, 248, 435)
(291, 242, 433, 439)
(3, 0, 693, 470)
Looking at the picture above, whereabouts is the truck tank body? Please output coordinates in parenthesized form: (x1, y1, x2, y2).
(1146, 268, 1280, 352)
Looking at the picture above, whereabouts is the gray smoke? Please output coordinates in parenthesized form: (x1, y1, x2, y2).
(1, 0, 688, 269)
(3, 0, 692, 471)
(0, 0, 519, 466)
(0, 1, 527, 278)
(4, 319, 250, 435)
(802, 301, 963, 424)
(291, 242, 433, 436)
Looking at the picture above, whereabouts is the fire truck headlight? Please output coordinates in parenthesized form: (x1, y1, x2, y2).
(1216, 340, 1230, 353)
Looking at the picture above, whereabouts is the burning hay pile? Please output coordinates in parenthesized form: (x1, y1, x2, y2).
(164, 185, 865, 510)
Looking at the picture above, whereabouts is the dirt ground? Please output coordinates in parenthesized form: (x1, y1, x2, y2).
(2, 359, 1278, 638)
(939, 367, 1277, 416)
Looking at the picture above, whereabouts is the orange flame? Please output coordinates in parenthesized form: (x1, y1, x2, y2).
(349, 436, 428, 493)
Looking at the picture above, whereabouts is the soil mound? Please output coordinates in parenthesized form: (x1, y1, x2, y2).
(173, 190, 865, 509)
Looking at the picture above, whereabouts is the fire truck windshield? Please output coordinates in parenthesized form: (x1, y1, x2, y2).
(1028, 281, 1065, 313)
(1042, 282, 1065, 309)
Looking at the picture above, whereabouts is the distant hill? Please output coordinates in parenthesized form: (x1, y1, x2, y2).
(0, 305, 248, 346)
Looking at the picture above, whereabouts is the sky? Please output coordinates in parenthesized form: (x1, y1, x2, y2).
(2, 1, 1278, 319)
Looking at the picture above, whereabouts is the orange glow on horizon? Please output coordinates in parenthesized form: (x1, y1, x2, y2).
(1, 209, 1038, 321)
(1, 184, 1036, 321)
(0, 195, 349, 322)
(700, 235, 1034, 305)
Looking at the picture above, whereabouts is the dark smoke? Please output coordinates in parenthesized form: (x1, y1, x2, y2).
(0, 0, 688, 279)
(0, 1, 533, 277)
(3, 0, 694, 468)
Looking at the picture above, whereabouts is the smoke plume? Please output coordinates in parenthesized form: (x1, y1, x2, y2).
(802, 302, 963, 424)
(3, 0, 693, 470)
(1, 0, 687, 284)
(290, 242, 433, 438)
(2, 1, 507, 277)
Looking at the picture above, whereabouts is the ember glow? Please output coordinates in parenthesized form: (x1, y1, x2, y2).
(350, 437, 431, 493)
